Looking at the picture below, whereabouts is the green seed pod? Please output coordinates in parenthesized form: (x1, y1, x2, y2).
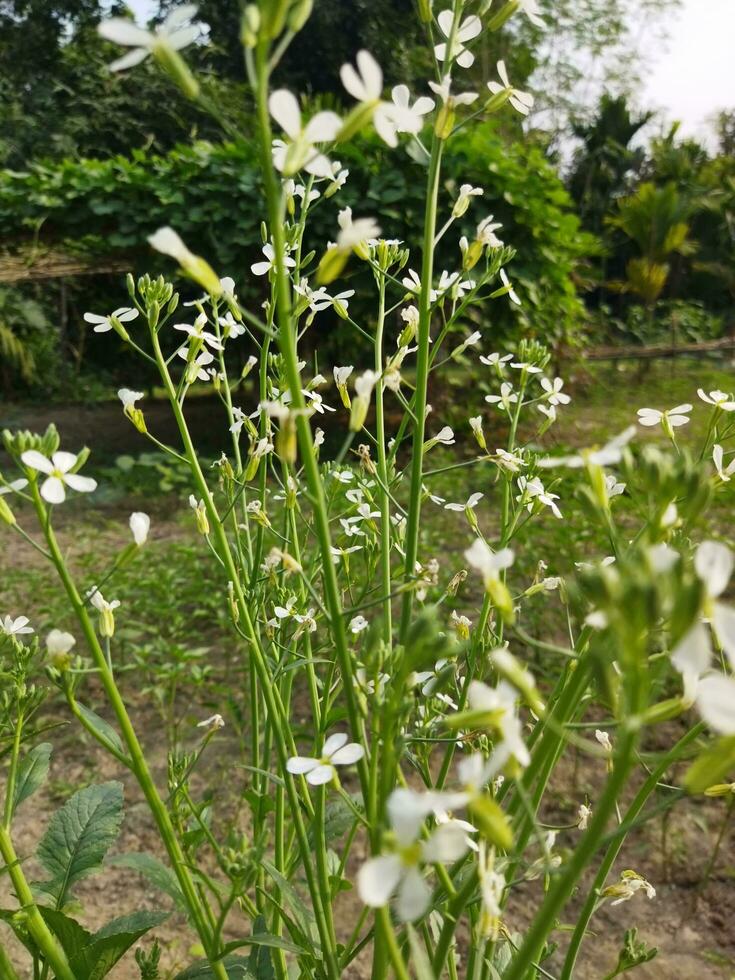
(288, 0, 313, 31)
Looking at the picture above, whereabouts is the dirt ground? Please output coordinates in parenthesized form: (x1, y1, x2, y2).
(3, 508, 735, 977)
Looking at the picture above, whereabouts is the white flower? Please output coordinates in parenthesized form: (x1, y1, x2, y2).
(485, 381, 518, 413)
(517, 476, 562, 519)
(604, 870, 656, 906)
(538, 427, 636, 469)
(464, 539, 514, 589)
(466, 681, 530, 770)
(475, 215, 504, 248)
(595, 729, 612, 753)
(540, 377, 570, 406)
(695, 674, 735, 735)
(499, 268, 521, 305)
(487, 60, 534, 115)
(357, 788, 468, 921)
(452, 183, 483, 218)
(390, 85, 435, 134)
(197, 713, 225, 730)
(304, 391, 335, 414)
(577, 804, 592, 830)
(698, 388, 735, 411)
(1, 615, 33, 637)
(350, 615, 369, 634)
(713, 444, 735, 482)
(480, 352, 513, 370)
(434, 10, 482, 69)
(118, 388, 144, 411)
(87, 587, 120, 638)
(637, 404, 692, 428)
(174, 313, 223, 351)
(129, 512, 150, 546)
(518, 0, 545, 28)
(495, 448, 525, 473)
(98, 4, 202, 72)
(605, 474, 626, 497)
(445, 492, 483, 512)
(428, 75, 478, 108)
(251, 243, 297, 277)
(337, 207, 381, 251)
(84, 307, 139, 333)
(340, 50, 400, 146)
(286, 732, 365, 785)
(269, 89, 341, 177)
(21, 450, 97, 504)
(46, 629, 76, 657)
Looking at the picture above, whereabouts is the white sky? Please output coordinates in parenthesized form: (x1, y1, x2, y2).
(639, 0, 735, 146)
(125, 0, 735, 147)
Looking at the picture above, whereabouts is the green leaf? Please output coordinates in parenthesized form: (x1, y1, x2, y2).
(70, 910, 169, 980)
(173, 955, 255, 979)
(247, 915, 275, 980)
(12, 742, 52, 814)
(38, 907, 92, 960)
(684, 735, 735, 794)
(107, 853, 186, 912)
(35, 781, 124, 906)
(76, 704, 125, 756)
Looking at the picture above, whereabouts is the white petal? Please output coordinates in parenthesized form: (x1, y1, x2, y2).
(330, 743, 365, 766)
(304, 110, 342, 143)
(396, 867, 430, 922)
(356, 50, 382, 99)
(436, 9, 454, 38)
(456, 48, 475, 69)
(696, 674, 735, 734)
(357, 855, 403, 907)
(422, 824, 469, 863)
(40, 476, 66, 504)
(413, 96, 435, 115)
(21, 450, 53, 474)
(392, 84, 410, 108)
(304, 152, 335, 179)
(286, 756, 319, 775)
(166, 24, 200, 50)
(109, 47, 149, 71)
(388, 788, 430, 846)
(340, 61, 366, 101)
(116, 308, 139, 322)
(83, 312, 107, 324)
(269, 90, 301, 138)
(63, 474, 97, 494)
(671, 622, 712, 678)
(51, 451, 78, 474)
(98, 18, 151, 47)
(459, 15, 482, 41)
(497, 60, 510, 87)
(695, 541, 733, 598)
(306, 764, 335, 785)
(163, 4, 199, 31)
(322, 732, 349, 757)
(251, 261, 271, 276)
(714, 603, 735, 667)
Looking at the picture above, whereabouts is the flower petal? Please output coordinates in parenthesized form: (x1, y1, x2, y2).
(52, 451, 78, 474)
(98, 18, 151, 47)
(286, 756, 319, 775)
(695, 541, 733, 598)
(40, 476, 66, 504)
(396, 867, 430, 922)
(108, 47, 149, 71)
(421, 823, 469, 864)
(357, 854, 403, 907)
(304, 110, 342, 143)
(64, 474, 98, 494)
(322, 732, 349, 757)
(714, 603, 735, 668)
(21, 450, 53, 474)
(330, 743, 365, 766)
(696, 674, 735, 734)
(306, 764, 335, 785)
(269, 89, 301, 138)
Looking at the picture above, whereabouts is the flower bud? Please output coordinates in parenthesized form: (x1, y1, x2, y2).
(435, 103, 455, 140)
(241, 4, 260, 46)
(288, 0, 313, 31)
(0, 497, 15, 525)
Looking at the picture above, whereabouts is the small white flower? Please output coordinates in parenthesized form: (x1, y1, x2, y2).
(428, 75, 478, 108)
(499, 268, 521, 306)
(1, 615, 33, 637)
(350, 615, 369, 634)
(480, 352, 513, 370)
(434, 10, 482, 69)
(464, 539, 514, 589)
(698, 388, 735, 411)
(337, 207, 381, 251)
(46, 629, 76, 658)
(713, 444, 735, 482)
(98, 4, 202, 72)
(340, 50, 400, 146)
(540, 377, 570, 406)
(84, 307, 138, 333)
(390, 85, 435, 134)
(197, 714, 225, 731)
(475, 215, 504, 248)
(605, 870, 656, 906)
(129, 512, 150, 546)
(444, 492, 483, 512)
(485, 381, 518, 413)
(538, 427, 636, 470)
(595, 729, 612, 753)
(605, 474, 626, 497)
(452, 183, 483, 218)
(269, 89, 341, 177)
(21, 450, 97, 504)
(357, 788, 468, 921)
(518, 0, 545, 28)
(251, 243, 297, 277)
(118, 388, 144, 411)
(465, 681, 530, 770)
(487, 60, 534, 115)
(287, 733, 365, 785)
(174, 312, 223, 351)
(637, 404, 692, 428)
(577, 803, 592, 830)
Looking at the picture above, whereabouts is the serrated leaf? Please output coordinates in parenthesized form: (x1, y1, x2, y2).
(36, 781, 124, 906)
(70, 910, 169, 980)
(685, 735, 735, 794)
(76, 704, 125, 756)
(108, 853, 186, 912)
(13, 742, 52, 814)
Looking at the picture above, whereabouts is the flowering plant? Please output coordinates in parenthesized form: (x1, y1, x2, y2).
(2, 3, 735, 979)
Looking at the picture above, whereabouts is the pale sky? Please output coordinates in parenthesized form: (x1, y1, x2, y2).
(640, 0, 735, 146)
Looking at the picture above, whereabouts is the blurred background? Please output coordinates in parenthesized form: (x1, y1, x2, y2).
(0, 0, 733, 410)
